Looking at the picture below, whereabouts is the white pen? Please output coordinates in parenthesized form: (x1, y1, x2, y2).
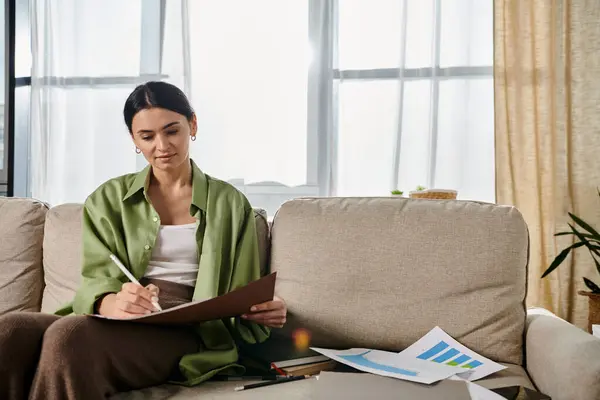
(109, 254, 163, 312)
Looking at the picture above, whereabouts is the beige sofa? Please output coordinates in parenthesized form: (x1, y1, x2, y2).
(1, 196, 599, 400)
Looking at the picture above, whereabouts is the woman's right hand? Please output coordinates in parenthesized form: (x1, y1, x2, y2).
(98, 283, 160, 319)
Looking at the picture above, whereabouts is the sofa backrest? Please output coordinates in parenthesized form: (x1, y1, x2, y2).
(0, 197, 48, 313)
(269, 197, 528, 366)
(1, 196, 530, 366)
(40, 204, 271, 313)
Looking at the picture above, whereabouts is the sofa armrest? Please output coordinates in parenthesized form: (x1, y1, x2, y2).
(525, 308, 600, 400)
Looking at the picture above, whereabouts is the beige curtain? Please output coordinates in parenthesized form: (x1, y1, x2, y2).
(495, 0, 600, 329)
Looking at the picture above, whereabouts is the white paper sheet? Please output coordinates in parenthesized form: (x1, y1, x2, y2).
(449, 376, 506, 400)
(398, 326, 506, 381)
(593, 324, 600, 339)
(310, 347, 466, 384)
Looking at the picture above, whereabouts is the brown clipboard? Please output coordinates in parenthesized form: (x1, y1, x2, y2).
(89, 272, 277, 325)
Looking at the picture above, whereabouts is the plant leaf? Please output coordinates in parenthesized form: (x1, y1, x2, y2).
(554, 231, 599, 241)
(569, 224, 600, 257)
(569, 212, 600, 238)
(566, 225, 600, 277)
(541, 241, 586, 278)
(583, 277, 600, 293)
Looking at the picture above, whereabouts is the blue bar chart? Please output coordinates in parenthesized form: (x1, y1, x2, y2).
(416, 341, 449, 359)
(447, 354, 470, 366)
(462, 360, 483, 369)
(417, 340, 484, 370)
(432, 348, 460, 363)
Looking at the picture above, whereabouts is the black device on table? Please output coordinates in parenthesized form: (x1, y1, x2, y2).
(491, 386, 551, 400)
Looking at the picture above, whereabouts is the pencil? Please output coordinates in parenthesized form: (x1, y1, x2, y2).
(109, 254, 163, 312)
(234, 375, 310, 391)
(214, 375, 283, 381)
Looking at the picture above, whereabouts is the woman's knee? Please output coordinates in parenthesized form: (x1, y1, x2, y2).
(0, 312, 31, 345)
(40, 316, 98, 364)
(0, 312, 57, 362)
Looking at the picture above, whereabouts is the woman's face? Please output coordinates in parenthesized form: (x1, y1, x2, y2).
(130, 107, 197, 172)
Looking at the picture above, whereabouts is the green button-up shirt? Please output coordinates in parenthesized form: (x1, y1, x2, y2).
(55, 159, 270, 386)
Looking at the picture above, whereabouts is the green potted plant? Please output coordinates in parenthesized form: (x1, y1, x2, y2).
(391, 190, 404, 196)
(541, 190, 600, 333)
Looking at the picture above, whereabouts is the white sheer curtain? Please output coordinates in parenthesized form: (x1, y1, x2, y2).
(30, 0, 187, 206)
(29, 0, 494, 213)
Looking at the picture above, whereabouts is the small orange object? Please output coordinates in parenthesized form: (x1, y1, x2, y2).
(292, 328, 311, 351)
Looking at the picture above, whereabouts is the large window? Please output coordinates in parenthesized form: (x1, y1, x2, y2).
(186, 0, 494, 216)
(13, 0, 494, 215)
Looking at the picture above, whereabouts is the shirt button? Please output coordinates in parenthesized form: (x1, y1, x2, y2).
(152, 216, 159, 222)
(144, 244, 150, 250)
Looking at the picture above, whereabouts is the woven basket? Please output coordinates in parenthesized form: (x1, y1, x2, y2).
(579, 291, 600, 333)
(409, 189, 458, 200)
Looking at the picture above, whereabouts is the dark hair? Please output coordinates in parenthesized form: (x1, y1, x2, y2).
(123, 81, 195, 134)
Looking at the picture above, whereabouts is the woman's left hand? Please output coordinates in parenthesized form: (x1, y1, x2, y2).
(242, 296, 287, 328)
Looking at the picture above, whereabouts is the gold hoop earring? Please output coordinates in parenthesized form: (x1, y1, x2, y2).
(135, 147, 141, 154)
(191, 135, 197, 142)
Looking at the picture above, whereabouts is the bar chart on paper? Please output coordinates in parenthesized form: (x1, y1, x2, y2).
(398, 326, 506, 381)
(417, 341, 484, 370)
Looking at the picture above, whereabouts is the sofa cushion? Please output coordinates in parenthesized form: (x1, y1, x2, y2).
(41, 204, 271, 313)
(41, 204, 85, 313)
(269, 197, 528, 366)
(0, 197, 48, 314)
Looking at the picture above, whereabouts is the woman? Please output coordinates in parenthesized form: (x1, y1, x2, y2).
(0, 81, 287, 400)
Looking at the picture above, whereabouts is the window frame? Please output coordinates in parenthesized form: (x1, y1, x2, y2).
(2, 0, 14, 195)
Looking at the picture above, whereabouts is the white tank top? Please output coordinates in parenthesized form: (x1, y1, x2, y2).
(143, 223, 199, 287)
